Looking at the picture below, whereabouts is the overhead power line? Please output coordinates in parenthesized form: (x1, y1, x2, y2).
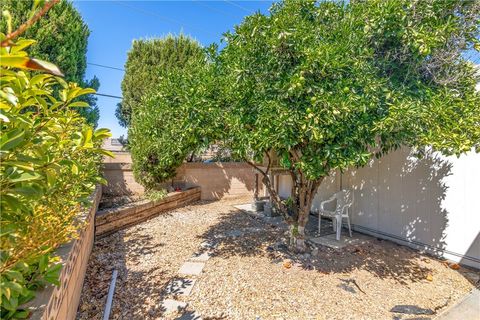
(88, 62, 125, 72)
(113, 0, 216, 37)
(94, 93, 122, 100)
(223, 0, 253, 14)
(192, 0, 236, 17)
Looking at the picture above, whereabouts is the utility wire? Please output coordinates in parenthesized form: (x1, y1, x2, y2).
(94, 93, 122, 100)
(223, 0, 253, 14)
(113, 1, 216, 37)
(192, 0, 237, 17)
(88, 62, 125, 72)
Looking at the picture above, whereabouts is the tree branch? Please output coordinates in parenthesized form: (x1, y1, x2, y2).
(1, 0, 59, 47)
(245, 158, 292, 223)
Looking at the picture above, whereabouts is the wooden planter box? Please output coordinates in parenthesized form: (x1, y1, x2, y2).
(95, 187, 201, 237)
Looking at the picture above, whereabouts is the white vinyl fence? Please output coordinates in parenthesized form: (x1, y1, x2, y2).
(277, 148, 480, 269)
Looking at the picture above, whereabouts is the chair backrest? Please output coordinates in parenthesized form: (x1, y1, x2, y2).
(335, 189, 353, 213)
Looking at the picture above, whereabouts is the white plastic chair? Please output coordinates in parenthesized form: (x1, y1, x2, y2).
(318, 189, 353, 241)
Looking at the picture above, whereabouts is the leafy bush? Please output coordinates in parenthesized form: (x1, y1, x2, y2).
(144, 189, 167, 202)
(217, 0, 479, 249)
(0, 5, 111, 318)
(117, 35, 206, 127)
(128, 36, 219, 189)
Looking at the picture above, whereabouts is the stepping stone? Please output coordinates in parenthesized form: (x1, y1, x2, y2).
(189, 251, 211, 262)
(200, 241, 217, 249)
(176, 310, 202, 320)
(390, 305, 434, 315)
(178, 262, 205, 276)
(225, 229, 244, 238)
(165, 278, 197, 296)
(161, 299, 187, 314)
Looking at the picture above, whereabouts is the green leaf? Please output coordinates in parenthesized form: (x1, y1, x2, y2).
(9, 172, 42, 183)
(67, 101, 89, 108)
(0, 129, 25, 151)
(0, 56, 63, 76)
(3, 270, 24, 283)
(10, 39, 36, 54)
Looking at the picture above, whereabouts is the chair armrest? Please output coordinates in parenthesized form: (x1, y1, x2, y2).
(320, 195, 336, 211)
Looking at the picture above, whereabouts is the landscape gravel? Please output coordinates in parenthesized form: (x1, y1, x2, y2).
(77, 197, 478, 319)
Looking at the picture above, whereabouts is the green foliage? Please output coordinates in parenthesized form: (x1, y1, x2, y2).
(0, 0, 100, 127)
(215, 0, 479, 246)
(0, 22, 111, 319)
(118, 34, 207, 127)
(126, 1, 478, 234)
(0, 254, 61, 319)
(220, 0, 479, 182)
(128, 36, 219, 189)
(144, 189, 167, 202)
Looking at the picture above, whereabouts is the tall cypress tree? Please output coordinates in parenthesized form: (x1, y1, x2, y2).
(0, 0, 100, 127)
(117, 34, 205, 127)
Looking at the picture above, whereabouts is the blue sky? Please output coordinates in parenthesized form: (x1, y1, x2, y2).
(73, 1, 275, 138)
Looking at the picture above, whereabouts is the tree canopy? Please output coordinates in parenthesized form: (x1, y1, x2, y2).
(117, 34, 207, 127)
(126, 36, 217, 189)
(123, 0, 479, 250)
(217, 0, 479, 249)
(0, 0, 100, 127)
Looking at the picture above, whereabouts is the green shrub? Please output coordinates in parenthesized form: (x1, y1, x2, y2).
(217, 0, 479, 249)
(128, 36, 219, 189)
(0, 6, 111, 318)
(144, 189, 167, 202)
(117, 35, 206, 128)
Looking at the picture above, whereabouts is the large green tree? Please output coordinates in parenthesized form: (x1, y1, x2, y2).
(0, 0, 100, 127)
(217, 0, 480, 250)
(127, 36, 217, 189)
(117, 34, 206, 127)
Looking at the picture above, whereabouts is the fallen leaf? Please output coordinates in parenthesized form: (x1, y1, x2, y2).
(283, 260, 292, 269)
(450, 263, 460, 270)
(426, 274, 433, 281)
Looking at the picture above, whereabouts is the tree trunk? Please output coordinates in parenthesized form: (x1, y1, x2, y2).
(289, 177, 324, 252)
(245, 155, 325, 252)
(188, 151, 195, 162)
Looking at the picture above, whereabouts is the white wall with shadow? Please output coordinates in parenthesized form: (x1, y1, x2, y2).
(343, 147, 480, 269)
(267, 147, 479, 268)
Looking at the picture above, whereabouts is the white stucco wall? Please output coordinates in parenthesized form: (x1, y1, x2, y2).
(278, 148, 480, 268)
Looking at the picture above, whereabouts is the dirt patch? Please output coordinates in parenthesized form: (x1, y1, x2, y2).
(77, 198, 478, 319)
(98, 194, 144, 210)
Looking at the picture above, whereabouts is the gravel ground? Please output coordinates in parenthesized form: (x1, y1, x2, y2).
(77, 198, 479, 320)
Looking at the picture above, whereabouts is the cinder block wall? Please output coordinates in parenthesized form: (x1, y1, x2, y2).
(102, 152, 257, 200)
(102, 152, 145, 196)
(182, 162, 256, 200)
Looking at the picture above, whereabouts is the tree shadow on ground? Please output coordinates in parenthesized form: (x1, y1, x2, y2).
(199, 207, 434, 285)
(76, 226, 174, 319)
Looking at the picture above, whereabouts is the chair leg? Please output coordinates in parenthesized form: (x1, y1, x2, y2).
(336, 216, 341, 241)
(318, 214, 322, 236)
(332, 217, 336, 232)
(347, 215, 352, 237)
